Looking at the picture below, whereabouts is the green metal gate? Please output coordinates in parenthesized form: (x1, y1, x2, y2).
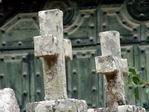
(0, 0, 149, 112)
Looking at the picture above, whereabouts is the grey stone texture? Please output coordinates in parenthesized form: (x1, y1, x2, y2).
(64, 39, 73, 60)
(94, 31, 146, 112)
(0, 88, 20, 112)
(88, 105, 146, 112)
(34, 9, 72, 100)
(34, 34, 58, 57)
(95, 31, 128, 111)
(27, 9, 87, 112)
(99, 31, 121, 57)
(30, 9, 146, 112)
(95, 56, 128, 74)
(26, 99, 87, 112)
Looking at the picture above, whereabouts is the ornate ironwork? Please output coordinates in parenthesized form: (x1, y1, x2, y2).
(127, 0, 149, 21)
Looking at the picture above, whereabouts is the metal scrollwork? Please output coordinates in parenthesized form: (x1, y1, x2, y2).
(126, 0, 149, 21)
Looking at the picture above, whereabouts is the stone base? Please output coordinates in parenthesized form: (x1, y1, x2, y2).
(26, 99, 87, 112)
(0, 88, 20, 112)
(88, 105, 146, 112)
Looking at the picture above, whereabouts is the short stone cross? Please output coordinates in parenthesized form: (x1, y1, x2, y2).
(34, 9, 72, 100)
(95, 31, 128, 111)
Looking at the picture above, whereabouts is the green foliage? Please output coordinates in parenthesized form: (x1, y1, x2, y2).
(127, 67, 149, 101)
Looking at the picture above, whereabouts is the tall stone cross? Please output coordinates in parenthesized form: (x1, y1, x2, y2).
(34, 9, 72, 100)
(95, 31, 128, 111)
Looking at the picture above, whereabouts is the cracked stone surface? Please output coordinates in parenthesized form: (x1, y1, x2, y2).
(27, 9, 87, 112)
(88, 105, 146, 112)
(95, 31, 127, 111)
(0, 88, 20, 112)
(26, 99, 87, 112)
(95, 31, 146, 112)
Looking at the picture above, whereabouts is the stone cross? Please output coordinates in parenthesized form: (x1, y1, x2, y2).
(34, 9, 72, 100)
(95, 31, 128, 111)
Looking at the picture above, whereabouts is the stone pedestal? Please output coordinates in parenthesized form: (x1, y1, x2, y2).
(88, 105, 146, 112)
(26, 99, 87, 112)
(0, 88, 20, 112)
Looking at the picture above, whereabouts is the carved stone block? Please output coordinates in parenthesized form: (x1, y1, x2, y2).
(26, 99, 87, 112)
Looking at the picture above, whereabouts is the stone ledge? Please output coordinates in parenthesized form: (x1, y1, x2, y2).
(88, 105, 146, 112)
(26, 99, 87, 112)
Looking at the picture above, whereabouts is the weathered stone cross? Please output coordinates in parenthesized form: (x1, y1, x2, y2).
(26, 9, 87, 112)
(95, 31, 128, 111)
(34, 9, 72, 100)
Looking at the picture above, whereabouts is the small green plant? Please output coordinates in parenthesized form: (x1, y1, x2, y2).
(127, 67, 149, 101)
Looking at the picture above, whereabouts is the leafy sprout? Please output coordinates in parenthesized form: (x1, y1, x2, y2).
(126, 67, 149, 101)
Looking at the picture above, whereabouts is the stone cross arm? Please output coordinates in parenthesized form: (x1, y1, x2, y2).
(34, 35, 72, 60)
(95, 55, 128, 74)
(64, 39, 72, 60)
